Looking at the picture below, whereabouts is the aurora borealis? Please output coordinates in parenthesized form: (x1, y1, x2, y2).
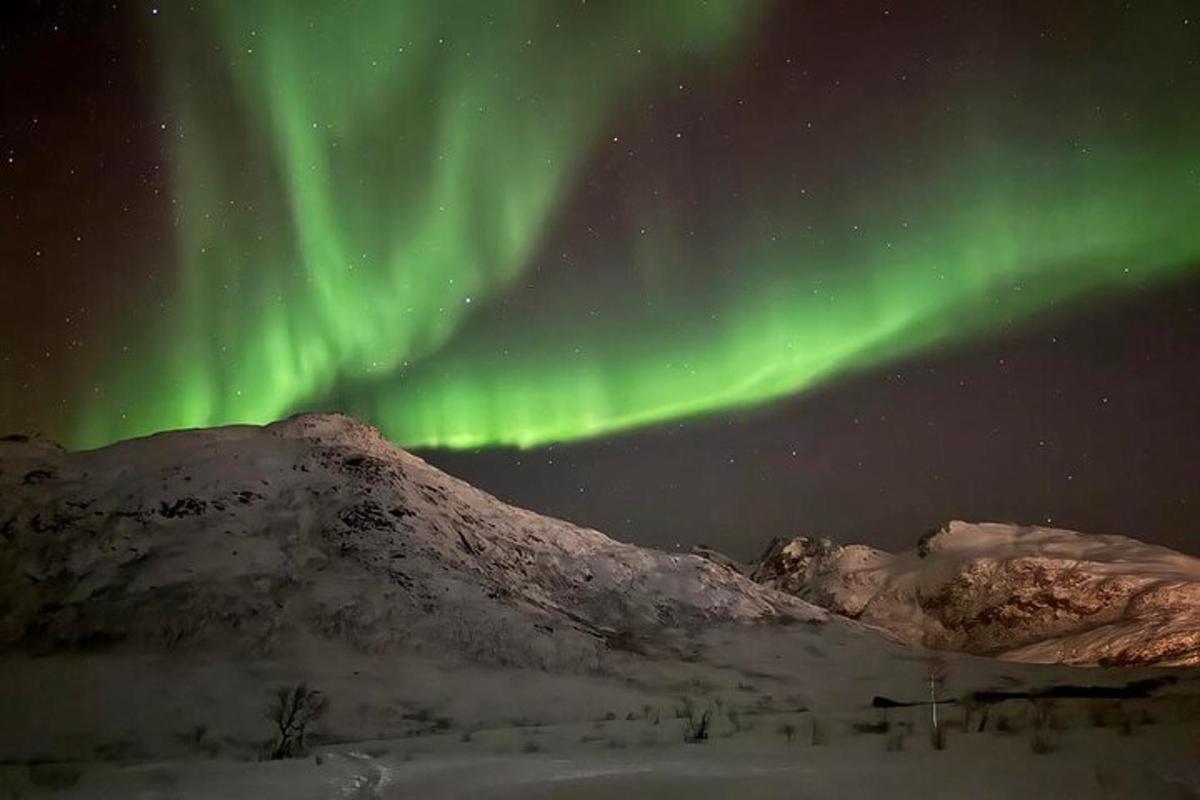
(72, 0, 768, 449)
(20, 0, 1190, 452)
(3, 0, 1199, 553)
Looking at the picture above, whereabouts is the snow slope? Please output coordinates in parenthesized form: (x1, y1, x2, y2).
(0, 413, 820, 666)
(0, 413, 843, 759)
(753, 521, 1200, 666)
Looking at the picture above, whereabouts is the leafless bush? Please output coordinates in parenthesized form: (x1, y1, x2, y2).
(851, 720, 886, 735)
(27, 763, 83, 790)
(1030, 729, 1055, 754)
(266, 684, 329, 759)
(1115, 704, 1134, 737)
(680, 696, 712, 743)
(1031, 698, 1059, 731)
(1029, 698, 1058, 754)
(810, 716, 827, 746)
(175, 724, 221, 758)
(961, 694, 990, 732)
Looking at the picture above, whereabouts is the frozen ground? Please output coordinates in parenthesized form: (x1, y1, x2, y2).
(2, 415, 1198, 798)
(5, 705, 1200, 799)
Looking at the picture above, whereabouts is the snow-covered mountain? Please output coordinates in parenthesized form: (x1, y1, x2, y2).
(752, 521, 1200, 667)
(3, 414, 1199, 795)
(0, 413, 819, 668)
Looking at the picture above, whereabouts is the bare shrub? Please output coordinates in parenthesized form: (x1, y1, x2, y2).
(175, 724, 221, 758)
(680, 696, 712, 743)
(1030, 698, 1058, 754)
(851, 718, 889, 735)
(1031, 698, 1059, 732)
(810, 716, 827, 746)
(266, 684, 329, 760)
(93, 737, 139, 761)
(1115, 704, 1134, 737)
(147, 766, 179, 788)
(1030, 729, 1055, 754)
(27, 763, 82, 790)
(962, 694, 991, 732)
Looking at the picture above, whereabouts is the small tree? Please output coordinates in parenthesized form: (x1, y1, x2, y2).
(266, 684, 329, 759)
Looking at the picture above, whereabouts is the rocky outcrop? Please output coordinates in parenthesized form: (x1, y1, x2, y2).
(752, 521, 1200, 667)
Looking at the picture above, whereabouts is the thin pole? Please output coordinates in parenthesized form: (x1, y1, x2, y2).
(930, 673, 939, 732)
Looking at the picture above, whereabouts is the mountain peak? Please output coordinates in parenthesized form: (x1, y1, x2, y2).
(753, 521, 1200, 666)
(0, 414, 820, 663)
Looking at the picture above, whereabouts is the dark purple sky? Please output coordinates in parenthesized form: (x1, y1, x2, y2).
(2, 1, 1197, 558)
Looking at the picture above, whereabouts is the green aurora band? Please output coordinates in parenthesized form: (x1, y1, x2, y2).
(76, 1, 1200, 450)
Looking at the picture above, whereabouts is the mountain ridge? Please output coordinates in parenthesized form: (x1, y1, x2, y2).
(0, 412, 821, 668)
(752, 520, 1200, 666)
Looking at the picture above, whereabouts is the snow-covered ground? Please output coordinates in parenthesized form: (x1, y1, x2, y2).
(1, 414, 1198, 797)
(6, 702, 1200, 799)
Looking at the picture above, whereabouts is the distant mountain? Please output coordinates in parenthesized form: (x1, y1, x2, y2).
(0, 413, 819, 669)
(752, 520, 1200, 666)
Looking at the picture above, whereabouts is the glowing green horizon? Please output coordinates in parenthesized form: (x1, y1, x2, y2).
(73, 1, 1200, 450)
(353, 147, 1200, 448)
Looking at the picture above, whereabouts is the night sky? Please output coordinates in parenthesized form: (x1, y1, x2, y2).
(2, 1, 1198, 558)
